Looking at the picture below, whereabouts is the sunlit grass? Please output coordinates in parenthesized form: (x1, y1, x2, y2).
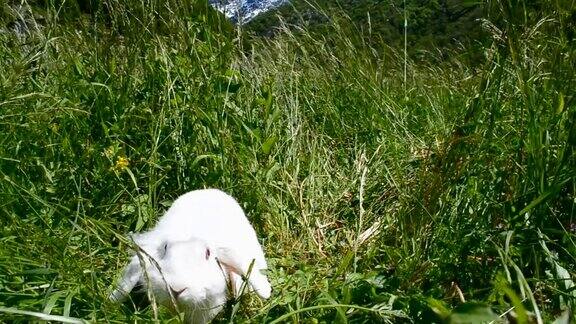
(0, 0, 574, 322)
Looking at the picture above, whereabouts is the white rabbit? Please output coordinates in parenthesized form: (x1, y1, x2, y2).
(110, 189, 272, 323)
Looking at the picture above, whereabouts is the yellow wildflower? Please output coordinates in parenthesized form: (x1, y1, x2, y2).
(114, 156, 129, 171)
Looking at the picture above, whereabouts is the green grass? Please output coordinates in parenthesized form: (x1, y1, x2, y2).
(1, 0, 575, 322)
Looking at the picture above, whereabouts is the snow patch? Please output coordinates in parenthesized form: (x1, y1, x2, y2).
(210, 0, 287, 24)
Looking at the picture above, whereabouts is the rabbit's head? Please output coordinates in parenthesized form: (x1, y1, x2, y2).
(112, 233, 271, 322)
(145, 239, 230, 309)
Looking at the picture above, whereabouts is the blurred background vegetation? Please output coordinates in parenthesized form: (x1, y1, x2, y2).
(247, 0, 486, 51)
(0, 0, 574, 322)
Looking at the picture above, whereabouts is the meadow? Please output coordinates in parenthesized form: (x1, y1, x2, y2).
(0, 0, 574, 322)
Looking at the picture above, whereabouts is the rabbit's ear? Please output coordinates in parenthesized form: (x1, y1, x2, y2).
(216, 247, 272, 299)
(215, 247, 243, 274)
(109, 256, 142, 302)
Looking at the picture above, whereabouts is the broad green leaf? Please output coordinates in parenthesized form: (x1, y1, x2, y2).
(43, 291, 66, 315)
(63, 289, 77, 317)
(261, 136, 278, 155)
(427, 297, 451, 320)
(449, 303, 497, 323)
(556, 92, 564, 114)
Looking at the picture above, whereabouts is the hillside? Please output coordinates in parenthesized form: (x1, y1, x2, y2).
(0, 0, 235, 36)
(1, 0, 575, 323)
(247, 0, 487, 51)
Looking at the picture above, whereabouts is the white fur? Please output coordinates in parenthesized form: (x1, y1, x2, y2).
(110, 189, 272, 323)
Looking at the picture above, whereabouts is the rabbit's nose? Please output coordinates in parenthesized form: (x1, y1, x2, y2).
(170, 286, 187, 299)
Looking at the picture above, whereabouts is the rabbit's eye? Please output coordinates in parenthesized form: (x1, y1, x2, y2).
(205, 248, 210, 260)
(162, 243, 168, 256)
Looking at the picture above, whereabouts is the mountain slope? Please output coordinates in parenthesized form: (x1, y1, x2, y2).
(246, 0, 486, 50)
